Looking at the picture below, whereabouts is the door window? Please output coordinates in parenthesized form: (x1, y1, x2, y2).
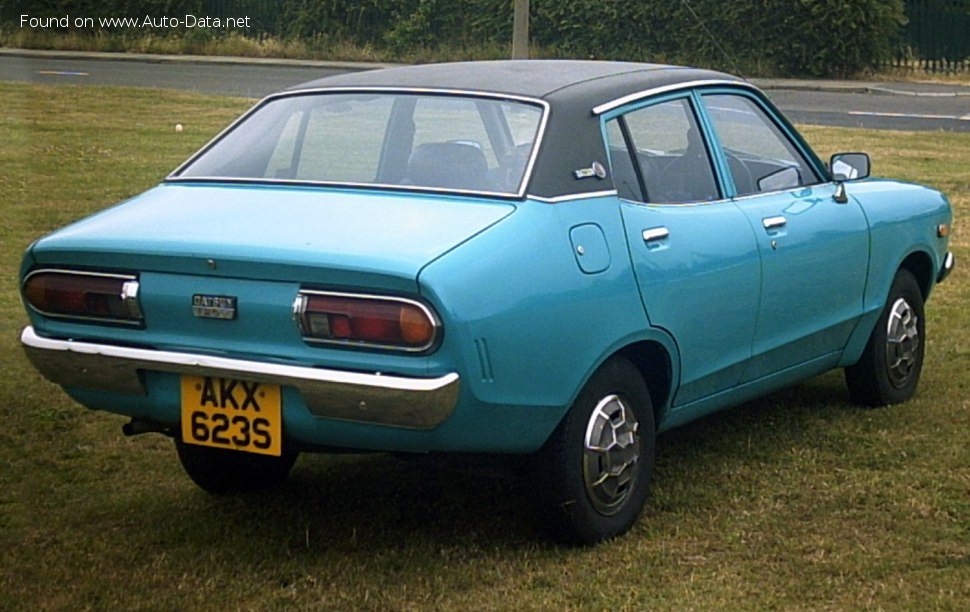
(605, 98, 720, 204)
(702, 94, 820, 197)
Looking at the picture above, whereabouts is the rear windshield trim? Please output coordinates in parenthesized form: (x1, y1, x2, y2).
(163, 177, 528, 200)
(168, 87, 551, 199)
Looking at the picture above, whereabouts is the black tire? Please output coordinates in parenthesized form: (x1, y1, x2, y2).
(532, 356, 655, 545)
(175, 440, 298, 494)
(845, 268, 925, 406)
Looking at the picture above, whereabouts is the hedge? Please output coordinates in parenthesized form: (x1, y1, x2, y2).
(4, 0, 908, 77)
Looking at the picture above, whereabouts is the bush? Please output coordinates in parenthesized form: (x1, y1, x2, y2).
(527, 0, 906, 77)
(3, 0, 908, 76)
(765, 0, 908, 77)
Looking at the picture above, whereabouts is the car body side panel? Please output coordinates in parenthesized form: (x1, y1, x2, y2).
(619, 199, 761, 407)
(838, 179, 952, 366)
(734, 183, 870, 382)
(661, 351, 842, 431)
(16, 67, 955, 460)
(686, 85, 871, 383)
(418, 196, 677, 430)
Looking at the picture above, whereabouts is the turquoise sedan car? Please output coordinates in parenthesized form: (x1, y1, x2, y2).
(20, 61, 954, 544)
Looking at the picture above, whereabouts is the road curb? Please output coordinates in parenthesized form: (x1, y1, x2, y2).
(0, 47, 397, 71)
(751, 80, 870, 94)
(4, 47, 969, 97)
(752, 79, 970, 97)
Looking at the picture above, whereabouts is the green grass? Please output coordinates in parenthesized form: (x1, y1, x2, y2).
(0, 82, 967, 609)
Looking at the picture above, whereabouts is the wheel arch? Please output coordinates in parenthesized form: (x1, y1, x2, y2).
(841, 249, 935, 368)
(615, 340, 675, 431)
(844, 262, 926, 406)
(899, 249, 934, 300)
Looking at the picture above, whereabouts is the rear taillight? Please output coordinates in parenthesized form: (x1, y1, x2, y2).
(22, 269, 143, 325)
(293, 291, 439, 352)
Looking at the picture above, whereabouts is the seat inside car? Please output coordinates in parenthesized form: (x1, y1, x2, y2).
(651, 126, 719, 203)
(406, 141, 489, 190)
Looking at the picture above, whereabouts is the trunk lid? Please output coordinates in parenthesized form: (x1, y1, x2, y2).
(29, 182, 515, 292)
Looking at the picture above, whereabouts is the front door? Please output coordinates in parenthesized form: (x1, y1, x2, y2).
(700, 92, 869, 381)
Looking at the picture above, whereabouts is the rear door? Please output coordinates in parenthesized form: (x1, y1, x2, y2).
(604, 95, 762, 407)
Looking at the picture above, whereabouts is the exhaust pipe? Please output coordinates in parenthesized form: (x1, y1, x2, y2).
(122, 418, 173, 437)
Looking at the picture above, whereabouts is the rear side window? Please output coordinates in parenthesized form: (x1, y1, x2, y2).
(604, 98, 720, 204)
(604, 118, 641, 201)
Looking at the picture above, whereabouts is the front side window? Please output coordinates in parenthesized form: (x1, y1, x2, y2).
(174, 92, 544, 196)
(702, 94, 820, 196)
(605, 98, 720, 204)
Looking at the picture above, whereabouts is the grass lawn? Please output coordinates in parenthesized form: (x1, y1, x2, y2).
(0, 82, 967, 610)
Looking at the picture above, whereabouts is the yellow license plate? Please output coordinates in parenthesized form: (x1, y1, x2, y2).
(180, 375, 282, 456)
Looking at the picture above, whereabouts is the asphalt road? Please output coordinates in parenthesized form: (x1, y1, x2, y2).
(0, 53, 353, 98)
(766, 88, 970, 133)
(1, 51, 968, 132)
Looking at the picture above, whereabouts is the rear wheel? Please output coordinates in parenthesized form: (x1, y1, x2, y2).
(533, 357, 655, 545)
(175, 440, 298, 494)
(845, 268, 925, 406)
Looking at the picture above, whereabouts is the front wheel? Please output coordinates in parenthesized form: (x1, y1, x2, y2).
(845, 268, 925, 406)
(175, 440, 298, 494)
(532, 357, 655, 545)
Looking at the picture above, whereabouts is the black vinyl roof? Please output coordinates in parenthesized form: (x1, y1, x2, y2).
(289, 60, 742, 108)
(281, 61, 749, 199)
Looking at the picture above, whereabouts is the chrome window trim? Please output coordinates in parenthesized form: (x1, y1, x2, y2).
(293, 289, 442, 353)
(22, 268, 143, 327)
(527, 190, 618, 204)
(592, 79, 754, 116)
(599, 81, 826, 203)
(623, 194, 736, 208)
(168, 87, 551, 200)
(166, 177, 523, 200)
(729, 183, 822, 203)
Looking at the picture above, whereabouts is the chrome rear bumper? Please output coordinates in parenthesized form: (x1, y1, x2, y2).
(21, 326, 459, 429)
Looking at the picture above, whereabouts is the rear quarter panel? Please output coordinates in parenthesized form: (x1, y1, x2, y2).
(417, 195, 678, 451)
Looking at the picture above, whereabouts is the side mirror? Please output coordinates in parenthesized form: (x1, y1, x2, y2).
(830, 152, 870, 181)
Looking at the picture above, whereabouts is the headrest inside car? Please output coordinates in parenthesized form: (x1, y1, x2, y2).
(407, 142, 488, 190)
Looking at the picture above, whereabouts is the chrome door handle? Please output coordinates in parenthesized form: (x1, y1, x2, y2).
(642, 227, 670, 242)
(762, 216, 787, 230)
